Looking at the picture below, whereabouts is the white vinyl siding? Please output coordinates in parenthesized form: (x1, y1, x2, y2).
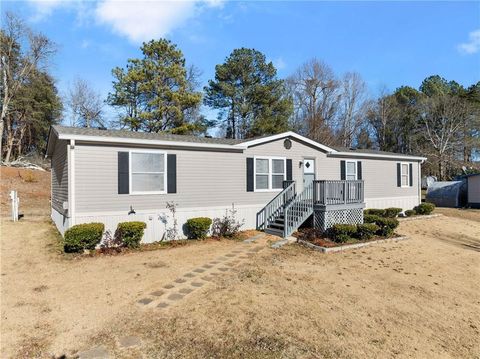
(130, 150, 166, 194)
(254, 157, 286, 192)
(346, 161, 357, 181)
(401, 163, 409, 187)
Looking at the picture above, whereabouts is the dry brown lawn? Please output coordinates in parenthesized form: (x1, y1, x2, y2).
(1, 167, 479, 358)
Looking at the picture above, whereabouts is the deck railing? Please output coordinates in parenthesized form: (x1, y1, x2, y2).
(313, 180, 364, 206)
(284, 182, 314, 237)
(256, 181, 296, 230)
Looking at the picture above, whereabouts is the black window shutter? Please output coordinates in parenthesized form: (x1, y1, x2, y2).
(340, 160, 346, 180)
(167, 154, 177, 193)
(357, 161, 362, 180)
(409, 163, 413, 187)
(286, 159, 293, 181)
(118, 152, 129, 194)
(246, 158, 254, 192)
(397, 163, 401, 187)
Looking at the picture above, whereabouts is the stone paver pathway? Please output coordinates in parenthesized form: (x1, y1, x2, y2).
(78, 234, 267, 358)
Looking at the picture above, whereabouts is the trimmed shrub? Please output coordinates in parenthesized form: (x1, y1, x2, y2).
(116, 221, 146, 248)
(356, 223, 379, 240)
(384, 207, 402, 218)
(414, 202, 435, 215)
(364, 208, 386, 217)
(186, 217, 212, 239)
(405, 209, 416, 217)
(64, 223, 104, 253)
(328, 224, 357, 243)
(375, 217, 399, 237)
(364, 214, 381, 224)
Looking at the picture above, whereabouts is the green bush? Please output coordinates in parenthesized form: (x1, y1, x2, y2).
(375, 217, 399, 237)
(384, 207, 403, 218)
(64, 223, 104, 253)
(328, 224, 357, 243)
(364, 214, 381, 224)
(355, 223, 379, 240)
(186, 217, 212, 239)
(116, 221, 146, 248)
(364, 208, 386, 217)
(405, 209, 416, 217)
(414, 203, 435, 215)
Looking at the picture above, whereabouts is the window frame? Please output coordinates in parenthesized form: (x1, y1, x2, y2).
(253, 156, 286, 192)
(129, 149, 168, 195)
(400, 162, 410, 188)
(345, 160, 357, 181)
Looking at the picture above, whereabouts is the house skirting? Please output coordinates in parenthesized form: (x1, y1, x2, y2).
(313, 204, 364, 232)
(51, 207, 70, 236)
(364, 196, 420, 211)
(72, 204, 264, 243)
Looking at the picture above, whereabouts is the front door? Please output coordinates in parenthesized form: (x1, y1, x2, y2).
(303, 158, 315, 188)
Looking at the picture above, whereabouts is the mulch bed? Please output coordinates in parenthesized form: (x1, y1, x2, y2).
(293, 228, 401, 248)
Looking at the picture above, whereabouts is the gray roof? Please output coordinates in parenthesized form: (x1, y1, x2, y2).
(332, 146, 425, 159)
(51, 125, 244, 145)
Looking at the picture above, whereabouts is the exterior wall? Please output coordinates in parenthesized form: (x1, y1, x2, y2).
(51, 139, 68, 213)
(65, 136, 422, 242)
(468, 175, 480, 204)
(75, 204, 262, 243)
(51, 207, 70, 236)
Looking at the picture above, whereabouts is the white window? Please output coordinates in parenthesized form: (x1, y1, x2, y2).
(346, 161, 357, 181)
(401, 163, 409, 187)
(254, 157, 286, 191)
(130, 151, 167, 194)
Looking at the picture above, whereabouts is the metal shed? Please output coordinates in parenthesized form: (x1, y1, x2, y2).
(466, 174, 480, 208)
(426, 180, 467, 208)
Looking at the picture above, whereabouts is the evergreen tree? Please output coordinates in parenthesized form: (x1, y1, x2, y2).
(204, 48, 292, 139)
(108, 39, 202, 132)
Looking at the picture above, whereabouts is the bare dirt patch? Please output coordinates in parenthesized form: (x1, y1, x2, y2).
(0, 166, 51, 217)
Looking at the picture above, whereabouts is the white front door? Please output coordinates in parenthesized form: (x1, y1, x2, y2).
(303, 158, 315, 188)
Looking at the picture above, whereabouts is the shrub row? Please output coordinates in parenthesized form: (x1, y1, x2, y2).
(364, 203, 435, 218)
(64, 221, 146, 253)
(328, 221, 386, 243)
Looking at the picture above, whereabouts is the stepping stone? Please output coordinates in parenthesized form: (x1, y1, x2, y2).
(150, 290, 164, 297)
(218, 267, 229, 272)
(179, 288, 193, 294)
(201, 276, 214, 281)
(210, 261, 220, 264)
(217, 257, 227, 261)
(174, 278, 187, 283)
(167, 293, 184, 301)
(157, 302, 169, 309)
(118, 336, 141, 348)
(225, 254, 236, 257)
(191, 282, 204, 287)
(78, 345, 109, 359)
(232, 250, 242, 253)
(202, 264, 213, 269)
(210, 272, 220, 276)
(163, 284, 175, 289)
(193, 268, 205, 273)
(225, 262, 235, 267)
(184, 273, 195, 278)
(138, 298, 153, 305)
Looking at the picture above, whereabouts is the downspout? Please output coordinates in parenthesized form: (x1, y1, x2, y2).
(68, 139, 76, 226)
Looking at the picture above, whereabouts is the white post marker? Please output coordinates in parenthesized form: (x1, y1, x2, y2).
(9, 190, 19, 221)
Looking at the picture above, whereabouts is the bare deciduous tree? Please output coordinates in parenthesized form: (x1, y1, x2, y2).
(366, 87, 398, 151)
(337, 72, 368, 147)
(66, 78, 104, 128)
(420, 95, 469, 180)
(287, 59, 341, 145)
(1, 12, 56, 162)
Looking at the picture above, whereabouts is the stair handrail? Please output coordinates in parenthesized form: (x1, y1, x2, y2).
(284, 182, 314, 237)
(256, 181, 296, 230)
